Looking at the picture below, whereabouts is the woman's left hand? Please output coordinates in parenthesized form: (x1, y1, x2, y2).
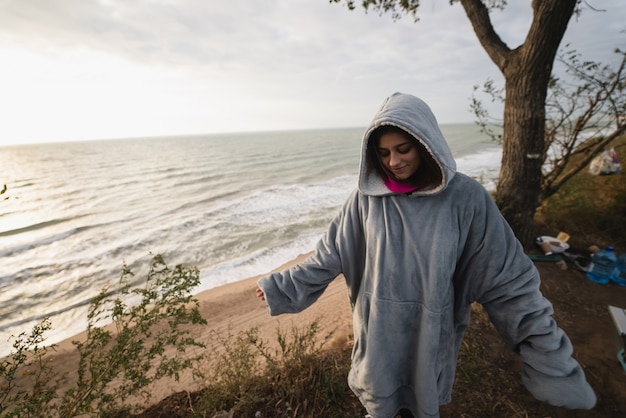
(255, 287, 265, 301)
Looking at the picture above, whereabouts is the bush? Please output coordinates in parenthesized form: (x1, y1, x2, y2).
(0, 319, 57, 418)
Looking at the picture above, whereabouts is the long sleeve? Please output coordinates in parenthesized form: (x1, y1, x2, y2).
(458, 185, 596, 409)
(257, 190, 364, 316)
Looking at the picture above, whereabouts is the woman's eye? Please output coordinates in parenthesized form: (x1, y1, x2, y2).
(398, 146, 412, 154)
(378, 150, 390, 157)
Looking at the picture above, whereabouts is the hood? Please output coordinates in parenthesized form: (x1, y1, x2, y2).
(358, 92, 457, 196)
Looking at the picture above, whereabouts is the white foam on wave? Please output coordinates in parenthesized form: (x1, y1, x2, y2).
(197, 232, 323, 292)
(455, 146, 502, 191)
(219, 174, 356, 227)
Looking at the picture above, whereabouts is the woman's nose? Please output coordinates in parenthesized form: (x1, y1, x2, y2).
(389, 152, 401, 166)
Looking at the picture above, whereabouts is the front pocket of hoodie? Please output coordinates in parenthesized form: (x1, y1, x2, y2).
(351, 296, 453, 406)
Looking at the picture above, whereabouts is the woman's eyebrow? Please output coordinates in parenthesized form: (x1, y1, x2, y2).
(378, 141, 413, 150)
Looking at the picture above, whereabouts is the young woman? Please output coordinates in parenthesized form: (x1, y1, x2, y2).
(255, 93, 596, 418)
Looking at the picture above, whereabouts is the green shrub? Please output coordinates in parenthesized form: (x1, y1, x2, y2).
(0, 319, 57, 418)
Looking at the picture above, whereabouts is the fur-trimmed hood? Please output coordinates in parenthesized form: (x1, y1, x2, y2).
(358, 93, 457, 196)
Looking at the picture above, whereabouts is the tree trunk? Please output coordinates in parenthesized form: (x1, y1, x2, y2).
(495, 64, 547, 246)
(460, 0, 579, 247)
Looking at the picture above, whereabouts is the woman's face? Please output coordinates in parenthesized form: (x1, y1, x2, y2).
(377, 131, 422, 181)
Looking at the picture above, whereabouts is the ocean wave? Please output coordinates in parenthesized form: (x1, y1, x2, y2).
(214, 175, 355, 222)
(197, 232, 322, 292)
(0, 291, 112, 332)
(170, 173, 223, 188)
(0, 225, 92, 257)
(164, 189, 241, 215)
(0, 217, 78, 237)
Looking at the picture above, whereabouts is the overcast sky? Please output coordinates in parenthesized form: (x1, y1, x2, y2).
(0, 0, 624, 145)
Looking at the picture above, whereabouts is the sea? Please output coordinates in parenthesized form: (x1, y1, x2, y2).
(0, 125, 501, 357)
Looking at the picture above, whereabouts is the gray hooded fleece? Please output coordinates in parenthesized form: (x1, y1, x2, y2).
(257, 93, 596, 418)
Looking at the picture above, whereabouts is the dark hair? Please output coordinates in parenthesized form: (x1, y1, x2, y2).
(367, 125, 442, 190)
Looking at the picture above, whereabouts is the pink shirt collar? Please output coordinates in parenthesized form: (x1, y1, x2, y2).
(383, 176, 418, 194)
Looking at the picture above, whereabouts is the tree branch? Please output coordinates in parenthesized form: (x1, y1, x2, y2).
(523, 0, 578, 70)
(458, 0, 511, 71)
(542, 126, 626, 201)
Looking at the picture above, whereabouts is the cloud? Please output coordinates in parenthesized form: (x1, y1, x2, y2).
(0, 0, 624, 144)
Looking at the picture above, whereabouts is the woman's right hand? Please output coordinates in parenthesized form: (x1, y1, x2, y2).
(255, 287, 265, 301)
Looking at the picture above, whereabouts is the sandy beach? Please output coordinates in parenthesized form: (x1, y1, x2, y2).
(40, 253, 354, 409)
